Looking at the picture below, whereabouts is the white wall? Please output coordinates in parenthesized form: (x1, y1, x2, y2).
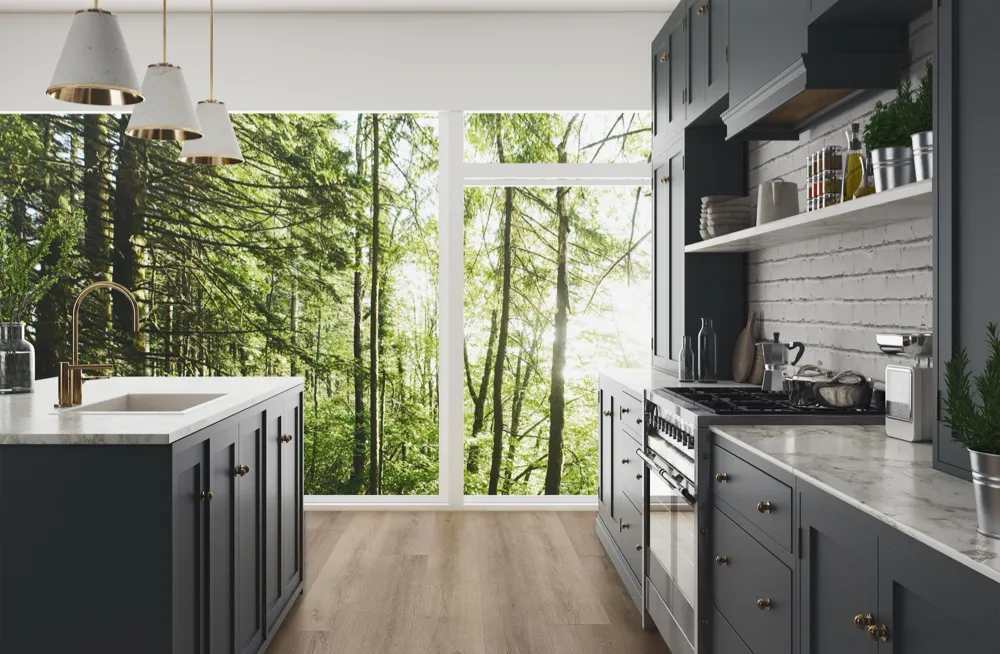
(747, 12, 933, 383)
(0, 12, 666, 112)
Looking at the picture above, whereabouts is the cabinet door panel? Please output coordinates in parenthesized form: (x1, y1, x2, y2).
(264, 401, 284, 632)
(652, 159, 671, 368)
(668, 149, 686, 362)
(281, 397, 303, 596)
(729, 0, 805, 107)
(688, 1, 708, 112)
(236, 413, 264, 654)
(208, 425, 238, 654)
(877, 541, 1000, 653)
(654, 45, 670, 137)
(598, 387, 613, 524)
(707, 0, 729, 99)
(799, 490, 878, 654)
(668, 20, 687, 129)
(174, 444, 208, 654)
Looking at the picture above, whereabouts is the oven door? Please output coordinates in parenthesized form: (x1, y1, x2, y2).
(637, 447, 698, 654)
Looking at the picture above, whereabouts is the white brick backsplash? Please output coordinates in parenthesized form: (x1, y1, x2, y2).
(746, 12, 933, 383)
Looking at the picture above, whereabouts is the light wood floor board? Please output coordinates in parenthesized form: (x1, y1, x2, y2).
(267, 511, 671, 654)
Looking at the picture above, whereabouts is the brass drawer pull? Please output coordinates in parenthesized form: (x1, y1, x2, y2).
(281, 434, 293, 443)
(659, 176, 670, 184)
(619, 520, 630, 532)
(757, 501, 772, 514)
(235, 464, 250, 477)
(716, 473, 729, 483)
(660, 52, 669, 62)
(201, 491, 214, 502)
(715, 555, 728, 566)
(635, 418, 642, 425)
(854, 613, 874, 629)
(621, 407, 631, 415)
(603, 410, 611, 417)
(878, 625, 889, 642)
(757, 598, 771, 611)
(635, 544, 643, 552)
(696, 3, 707, 15)
(621, 457, 630, 465)
(636, 473, 643, 480)
(867, 625, 879, 642)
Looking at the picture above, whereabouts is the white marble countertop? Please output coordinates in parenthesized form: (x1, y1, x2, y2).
(600, 367, 756, 396)
(0, 376, 303, 445)
(711, 424, 1000, 584)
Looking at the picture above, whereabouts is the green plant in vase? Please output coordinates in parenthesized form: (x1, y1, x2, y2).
(942, 322, 1000, 538)
(863, 76, 916, 152)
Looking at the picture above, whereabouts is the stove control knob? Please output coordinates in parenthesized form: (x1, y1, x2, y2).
(687, 438, 695, 450)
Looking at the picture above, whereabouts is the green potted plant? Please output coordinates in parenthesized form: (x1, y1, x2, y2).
(942, 322, 1000, 538)
(0, 215, 79, 394)
(909, 61, 933, 182)
(863, 62, 932, 192)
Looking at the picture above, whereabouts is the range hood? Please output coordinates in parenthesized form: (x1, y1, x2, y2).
(722, 23, 910, 141)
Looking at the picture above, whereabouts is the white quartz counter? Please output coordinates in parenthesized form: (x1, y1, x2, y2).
(0, 376, 303, 445)
(600, 367, 756, 396)
(711, 424, 1000, 584)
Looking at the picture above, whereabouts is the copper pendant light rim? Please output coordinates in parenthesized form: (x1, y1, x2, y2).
(46, 83, 144, 106)
(178, 153, 244, 165)
(124, 125, 205, 141)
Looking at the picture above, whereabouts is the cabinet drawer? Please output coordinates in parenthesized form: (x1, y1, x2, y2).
(612, 494, 644, 582)
(712, 606, 752, 654)
(615, 427, 645, 509)
(616, 390, 644, 441)
(712, 508, 792, 654)
(712, 444, 792, 551)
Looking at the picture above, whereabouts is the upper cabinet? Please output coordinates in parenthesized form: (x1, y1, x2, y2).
(652, 13, 687, 141)
(687, 0, 730, 120)
(728, 0, 806, 112)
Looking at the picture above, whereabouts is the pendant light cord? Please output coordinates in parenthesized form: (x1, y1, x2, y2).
(162, 0, 168, 64)
(210, 0, 215, 100)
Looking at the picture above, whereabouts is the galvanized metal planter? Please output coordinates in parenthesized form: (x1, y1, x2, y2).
(970, 449, 1000, 539)
(911, 131, 933, 182)
(872, 146, 916, 193)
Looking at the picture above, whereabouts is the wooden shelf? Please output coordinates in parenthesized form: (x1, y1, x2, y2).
(685, 179, 932, 254)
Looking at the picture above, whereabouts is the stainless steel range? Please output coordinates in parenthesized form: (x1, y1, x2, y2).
(636, 386, 885, 654)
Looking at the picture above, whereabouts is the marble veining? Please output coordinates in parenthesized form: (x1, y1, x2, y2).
(0, 376, 302, 445)
(711, 424, 1000, 584)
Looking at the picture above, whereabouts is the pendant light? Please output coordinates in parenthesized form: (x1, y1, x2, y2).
(47, 1, 143, 105)
(180, 0, 244, 165)
(126, 0, 202, 141)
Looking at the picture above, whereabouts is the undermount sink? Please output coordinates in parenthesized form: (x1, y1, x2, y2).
(64, 393, 227, 415)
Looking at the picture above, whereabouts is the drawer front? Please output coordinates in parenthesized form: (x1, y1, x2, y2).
(712, 444, 792, 551)
(712, 508, 792, 654)
(712, 607, 753, 654)
(616, 390, 644, 442)
(615, 426, 645, 509)
(612, 494, 644, 582)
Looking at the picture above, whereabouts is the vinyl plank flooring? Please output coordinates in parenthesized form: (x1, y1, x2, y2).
(268, 511, 670, 654)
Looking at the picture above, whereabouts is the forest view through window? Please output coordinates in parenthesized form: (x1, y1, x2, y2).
(463, 113, 651, 495)
(0, 113, 438, 496)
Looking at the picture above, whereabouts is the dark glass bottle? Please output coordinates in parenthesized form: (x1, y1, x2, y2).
(697, 318, 717, 383)
(678, 336, 696, 382)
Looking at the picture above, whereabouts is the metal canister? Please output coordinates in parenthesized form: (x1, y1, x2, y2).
(911, 131, 933, 182)
(872, 146, 916, 193)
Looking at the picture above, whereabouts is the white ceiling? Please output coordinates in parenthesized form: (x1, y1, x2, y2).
(1, 0, 677, 11)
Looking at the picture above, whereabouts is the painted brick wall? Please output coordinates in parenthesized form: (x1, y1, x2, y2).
(747, 12, 933, 383)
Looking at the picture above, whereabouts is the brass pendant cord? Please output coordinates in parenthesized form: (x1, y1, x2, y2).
(162, 0, 168, 64)
(210, 0, 215, 100)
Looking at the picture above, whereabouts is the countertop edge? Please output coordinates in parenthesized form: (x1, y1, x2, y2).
(711, 426, 1000, 586)
(166, 378, 303, 444)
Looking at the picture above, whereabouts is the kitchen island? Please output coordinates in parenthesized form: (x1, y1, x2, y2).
(0, 376, 304, 654)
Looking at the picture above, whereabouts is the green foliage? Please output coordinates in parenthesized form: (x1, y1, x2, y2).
(863, 61, 933, 152)
(0, 211, 81, 323)
(942, 323, 1000, 455)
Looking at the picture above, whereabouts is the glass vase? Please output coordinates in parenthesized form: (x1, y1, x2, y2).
(697, 318, 717, 383)
(678, 335, 696, 382)
(0, 323, 34, 394)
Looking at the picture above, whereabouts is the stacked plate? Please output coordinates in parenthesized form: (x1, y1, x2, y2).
(700, 195, 754, 240)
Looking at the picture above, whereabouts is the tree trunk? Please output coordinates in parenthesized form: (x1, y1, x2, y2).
(351, 228, 366, 489)
(368, 114, 381, 496)
(488, 186, 514, 495)
(501, 350, 525, 495)
(82, 114, 110, 337)
(112, 116, 144, 368)
(464, 308, 497, 474)
(34, 120, 64, 378)
(289, 290, 299, 376)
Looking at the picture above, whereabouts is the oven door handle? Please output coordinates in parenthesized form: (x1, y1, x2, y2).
(635, 448, 697, 506)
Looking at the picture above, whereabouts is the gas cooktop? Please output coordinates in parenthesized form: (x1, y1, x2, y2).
(656, 386, 884, 416)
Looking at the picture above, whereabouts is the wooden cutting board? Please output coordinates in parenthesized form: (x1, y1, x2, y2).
(750, 345, 765, 386)
(732, 312, 757, 383)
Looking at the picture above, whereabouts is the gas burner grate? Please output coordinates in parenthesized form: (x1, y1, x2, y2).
(658, 386, 883, 416)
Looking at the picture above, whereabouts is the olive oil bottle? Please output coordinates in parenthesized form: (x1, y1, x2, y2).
(841, 123, 865, 202)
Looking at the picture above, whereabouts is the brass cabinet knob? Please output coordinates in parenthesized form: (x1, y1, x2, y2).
(603, 410, 612, 417)
(635, 544, 643, 551)
(619, 520, 630, 531)
(636, 473, 643, 480)
(696, 3, 708, 15)
(621, 407, 630, 415)
(715, 556, 729, 566)
(867, 625, 879, 642)
(235, 464, 250, 477)
(659, 176, 671, 184)
(660, 52, 669, 62)
(636, 418, 642, 425)
(757, 501, 772, 514)
(281, 434, 293, 443)
(201, 491, 214, 502)
(716, 473, 729, 483)
(878, 625, 889, 642)
(854, 613, 874, 629)
(757, 598, 771, 611)
(621, 457, 630, 465)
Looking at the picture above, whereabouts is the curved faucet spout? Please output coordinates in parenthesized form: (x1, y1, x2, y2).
(71, 281, 140, 366)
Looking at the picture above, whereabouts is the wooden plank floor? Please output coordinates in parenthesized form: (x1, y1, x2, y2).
(266, 511, 671, 654)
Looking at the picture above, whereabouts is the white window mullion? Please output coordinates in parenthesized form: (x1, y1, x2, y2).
(462, 162, 652, 187)
(438, 110, 466, 507)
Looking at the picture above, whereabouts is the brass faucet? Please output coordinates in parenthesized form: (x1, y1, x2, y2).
(55, 281, 140, 408)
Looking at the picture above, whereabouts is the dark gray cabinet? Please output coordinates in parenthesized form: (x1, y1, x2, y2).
(728, 0, 806, 108)
(0, 386, 304, 654)
(598, 388, 613, 530)
(652, 14, 687, 140)
(687, 0, 729, 118)
(934, 0, 1000, 479)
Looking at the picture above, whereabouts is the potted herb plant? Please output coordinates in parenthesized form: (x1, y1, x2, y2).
(942, 323, 1000, 538)
(0, 215, 79, 394)
(864, 75, 918, 193)
(909, 61, 933, 182)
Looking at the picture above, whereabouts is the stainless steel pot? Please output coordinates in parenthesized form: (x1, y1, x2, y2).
(970, 450, 1000, 539)
(911, 131, 933, 182)
(872, 146, 916, 193)
(784, 365, 873, 409)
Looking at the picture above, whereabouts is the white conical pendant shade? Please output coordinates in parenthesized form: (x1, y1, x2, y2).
(179, 101, 243, 164)
(125, 64, 203, 141)
(47, 9, 143, 106)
